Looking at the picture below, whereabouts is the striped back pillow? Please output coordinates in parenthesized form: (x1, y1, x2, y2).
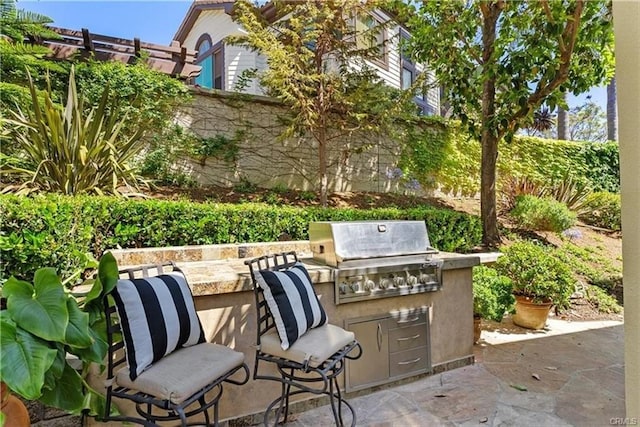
(113, 271, 205, 380)
(256, 263, 327, 350)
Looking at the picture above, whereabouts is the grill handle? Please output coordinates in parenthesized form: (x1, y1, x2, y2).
(377, 323, 383, 351)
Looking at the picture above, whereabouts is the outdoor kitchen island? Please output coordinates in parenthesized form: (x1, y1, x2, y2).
(107, 233, 482, 424)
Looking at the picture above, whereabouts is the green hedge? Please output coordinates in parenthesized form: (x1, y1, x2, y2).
(579, 192, 621, 231)
(0, 195, 482, 283)
(400, 121, 619, 196)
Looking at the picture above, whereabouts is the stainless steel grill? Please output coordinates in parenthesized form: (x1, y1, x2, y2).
(309, 221, 443, 305)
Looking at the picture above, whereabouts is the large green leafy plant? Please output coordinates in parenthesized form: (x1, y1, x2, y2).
(0, 253, 119, 416)
(2, 66, 147, 195)
(495, 241, 575, 309)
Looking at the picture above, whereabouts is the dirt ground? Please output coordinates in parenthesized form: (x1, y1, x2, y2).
(149, 185, 624, 322)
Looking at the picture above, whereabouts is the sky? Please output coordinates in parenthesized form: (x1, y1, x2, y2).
(19, 1, 192, 45)
(18, 0, 608, 111)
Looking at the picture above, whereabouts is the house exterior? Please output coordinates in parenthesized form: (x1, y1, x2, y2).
(173, 0, 440, 115)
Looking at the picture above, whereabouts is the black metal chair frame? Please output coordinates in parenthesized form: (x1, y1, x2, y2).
(245, 251, 363, 426)
(102, 262, 250, 427)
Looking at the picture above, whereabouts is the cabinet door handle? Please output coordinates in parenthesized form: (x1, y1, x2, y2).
(396, 334, 420, 342)
(397, 316, 420, 324)
(398, 357, 421, 365)
(377, 323, 383, 351)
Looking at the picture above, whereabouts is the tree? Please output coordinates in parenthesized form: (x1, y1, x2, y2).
(0, 0, 66, 110)
(569, 101, 607, 142)
(525, 100, 607, 142)
(607, 74, 618, 141)
(233, 0, 410, 206)
(557, 94, 569, 140)
(404, 0, 614, 245)
(529, 106, 556, 135)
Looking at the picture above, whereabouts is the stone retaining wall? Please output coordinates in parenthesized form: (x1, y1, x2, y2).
(173, 88, 412, 194)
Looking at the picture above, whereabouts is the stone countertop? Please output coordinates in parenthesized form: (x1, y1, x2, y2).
(182, 253, 482, 297)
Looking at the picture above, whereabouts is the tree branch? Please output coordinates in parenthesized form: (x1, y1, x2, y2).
(502, 0, 585, 139)
(541, 0, 554, 23)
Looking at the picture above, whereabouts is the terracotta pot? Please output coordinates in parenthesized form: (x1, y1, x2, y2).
(1, 382, 31, 427)
(512, 295, 553, 330)
(473, 316, 482, 344)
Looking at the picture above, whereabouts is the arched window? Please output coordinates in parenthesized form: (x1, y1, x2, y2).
(194, 34, 224, 89)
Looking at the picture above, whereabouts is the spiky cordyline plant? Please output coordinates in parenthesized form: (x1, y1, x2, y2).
(2, 66, 148, 195)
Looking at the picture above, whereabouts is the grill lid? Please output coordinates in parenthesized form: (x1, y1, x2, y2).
(309, 221, 437, 266)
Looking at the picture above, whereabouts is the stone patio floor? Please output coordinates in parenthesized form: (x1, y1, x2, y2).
(285, 317, 625, 427)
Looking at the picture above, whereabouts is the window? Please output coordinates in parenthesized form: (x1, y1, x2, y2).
(402, 67, 413, 91)
(400, 31, 434, 115)
(355, 13, 387, 67)
(194, 34, 224, 90)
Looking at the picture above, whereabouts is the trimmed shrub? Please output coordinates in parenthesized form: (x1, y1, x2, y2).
(581, 142, 620, 193)
(472, 266, 515, 322)
(579, 191, 621, 231)
(495, 241, 575, 309)
(510, 195, 576, 233)
(0, 195, 95, 284)
(0, 195, 482, 284)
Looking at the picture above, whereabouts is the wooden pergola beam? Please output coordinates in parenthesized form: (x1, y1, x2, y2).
(42, 26, 201, 79)
(81, 28, 94, 52)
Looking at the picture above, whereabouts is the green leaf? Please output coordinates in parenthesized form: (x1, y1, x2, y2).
(4, 269, 68, 341)
(510, 384, 528, 392)
(97, 252, 119, 297)
(0, 311, 57, 400)
(71, 318, 108, 366)
(83, 387, 110, 419)
(65, 298, 93, 348)
(81, 278, 102, 308)
(39, 362, 85, 413)
(42, 345, 66, 392)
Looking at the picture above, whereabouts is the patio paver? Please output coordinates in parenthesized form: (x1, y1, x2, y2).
(287, 318, 624, 427)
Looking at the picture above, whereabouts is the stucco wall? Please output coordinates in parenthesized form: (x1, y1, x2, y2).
(193, 269, 474, 421)
(613, 0, 640, 419)
(174, 90, 414, 194)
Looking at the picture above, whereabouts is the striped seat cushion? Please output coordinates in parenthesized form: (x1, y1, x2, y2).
(113, 271, 205, 381)
(256, 263, 327, 350)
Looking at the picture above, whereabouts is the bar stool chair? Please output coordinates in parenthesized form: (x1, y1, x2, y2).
(102, 262, 250, 426)
(245, 251, 362, 426)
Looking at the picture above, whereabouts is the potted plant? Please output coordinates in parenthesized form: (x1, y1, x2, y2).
(495, 241, 575, 330)
(472, 265, 515, 342)
(0, 253, 119, 423)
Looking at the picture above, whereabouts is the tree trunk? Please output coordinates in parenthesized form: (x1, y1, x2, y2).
(607, 75, 618, 141)
(480, 130, 500, 246)
(557, 93, 569, 140)
(318, 127, 328, 207)
(478, 1, 503, 246)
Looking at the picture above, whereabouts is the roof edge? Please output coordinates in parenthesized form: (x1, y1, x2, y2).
(173, 1, 235, 44)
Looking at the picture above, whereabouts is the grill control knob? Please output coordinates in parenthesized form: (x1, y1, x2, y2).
(420, 273, 436, 283)
(394, 276, 407, 288)
(339, 283, 348, 294)
(407, 275, 418, 286)
(364, 280, 376, 291)
(379, 278, 390, 290)
(352, 281, 365, 293)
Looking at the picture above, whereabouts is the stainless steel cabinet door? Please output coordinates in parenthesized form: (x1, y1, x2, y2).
(345, 316, 389, 391)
